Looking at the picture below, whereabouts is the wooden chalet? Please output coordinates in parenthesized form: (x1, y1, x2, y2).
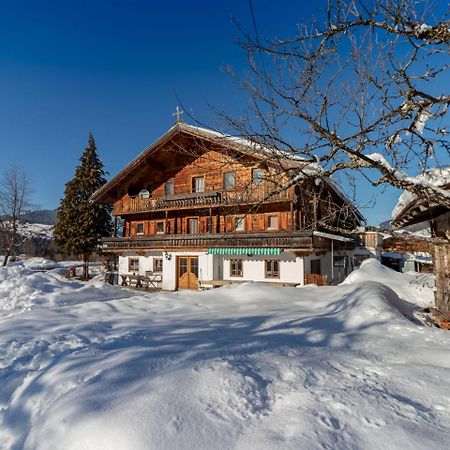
(92, 120, 364, 290)
(392, 186, 450, 323)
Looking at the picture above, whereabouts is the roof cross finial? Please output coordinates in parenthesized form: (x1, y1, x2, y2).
(172, 106, 184, 123)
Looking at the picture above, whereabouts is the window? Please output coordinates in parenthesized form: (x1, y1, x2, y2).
(230, 259, 243, 277)
(156, 221, 165, 234)
(188, 218, 198, 234)
(223, 171, 236, 190)
(153, 258, 163, 273)
(192, 176, 205, 193)
(136, 223, 144, 235)
(234, 216, 245, 231)
(165, 179, 174, 196)
(265, 260, 280, 278)
(139, 189, 150, 199)
(310, 259, 321, 275)
(129, 258, 139, 273)
(334, 256, 348, 268)
(207, 217, 213, 233)
(267, 215, 279, 230)
(252, 168, 264, 185)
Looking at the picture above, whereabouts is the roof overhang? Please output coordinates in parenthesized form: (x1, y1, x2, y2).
(392, 186, 450, 228)
(313, 231, 355, 242)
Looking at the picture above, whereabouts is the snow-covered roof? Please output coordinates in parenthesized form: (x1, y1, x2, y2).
(392, 166, 450, 219)
(392, 166, 450, 227)
(382, 251, 433, 263)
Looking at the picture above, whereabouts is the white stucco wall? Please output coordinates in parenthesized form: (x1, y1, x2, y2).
(118, 251, 163, 287)
(222, 253, 304, 285)
(119, 249, 358, 289)
(119, 251, 305, 290)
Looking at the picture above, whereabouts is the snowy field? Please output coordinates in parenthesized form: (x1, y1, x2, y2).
(0, 258, 449, 450)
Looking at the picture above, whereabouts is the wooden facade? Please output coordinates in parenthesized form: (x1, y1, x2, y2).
(92, 124, 361, 244)
(92, 122, 363, 289)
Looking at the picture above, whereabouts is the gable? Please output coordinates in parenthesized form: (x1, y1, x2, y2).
(91, 123, 275, 204)
(90, 122, 364, 225)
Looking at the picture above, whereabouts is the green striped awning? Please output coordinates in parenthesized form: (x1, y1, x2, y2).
(208, 247, 283, 255)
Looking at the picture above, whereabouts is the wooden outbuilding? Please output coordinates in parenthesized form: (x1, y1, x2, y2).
(393, 187, 450, 325)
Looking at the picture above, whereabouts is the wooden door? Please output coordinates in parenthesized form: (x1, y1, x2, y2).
(177, 256, 199, 289)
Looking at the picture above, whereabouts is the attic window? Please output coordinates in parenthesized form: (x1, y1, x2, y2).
(192, 176, 205, 193)
(234, 216, 245, 231)
(165, 179, 174, 196)
(139, 189, 150, 199)
(252, 168, 264, 185)
(223, 171, 236, 190)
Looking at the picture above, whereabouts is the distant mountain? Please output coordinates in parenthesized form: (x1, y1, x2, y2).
(20, 210, 57, 225)
(379, 220, 392, 231)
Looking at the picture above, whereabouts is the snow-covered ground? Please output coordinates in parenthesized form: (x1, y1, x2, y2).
(0, 259, 449, 450)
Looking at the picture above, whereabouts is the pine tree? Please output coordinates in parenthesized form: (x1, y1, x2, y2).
(54, 134, 112, 279)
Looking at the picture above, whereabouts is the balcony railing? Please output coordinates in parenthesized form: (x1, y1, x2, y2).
(115, 188, 293, 215)
(101, 231, 313, 251)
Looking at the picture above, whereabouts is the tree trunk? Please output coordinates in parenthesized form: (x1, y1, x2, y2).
(434, 242, 450, 315)
(2, 250, 9, 267)
(82, 254, 89, 280)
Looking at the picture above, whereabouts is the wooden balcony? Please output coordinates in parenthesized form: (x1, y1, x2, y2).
(114, 188, 293, 215)
(100, 231, 313, 252)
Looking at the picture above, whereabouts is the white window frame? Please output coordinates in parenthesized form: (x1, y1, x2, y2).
(234, 216, 245, 232)
(136, 222, 144, 235)
(156, 220, 165, 234)
(252, 168, 264, 185)
(192, 176, 205, 193)
(223, 171, 236, 190)
(267, 214, 279, 230)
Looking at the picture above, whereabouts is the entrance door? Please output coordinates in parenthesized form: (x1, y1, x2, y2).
(177, 256, 199, 289)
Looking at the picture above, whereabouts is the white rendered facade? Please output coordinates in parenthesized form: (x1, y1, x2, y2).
(118, 247, 354, 291)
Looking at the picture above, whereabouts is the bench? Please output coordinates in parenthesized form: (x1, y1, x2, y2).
(120, 273, 162, 290)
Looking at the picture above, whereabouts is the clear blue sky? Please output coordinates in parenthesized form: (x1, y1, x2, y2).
(0, 0, 421, 225)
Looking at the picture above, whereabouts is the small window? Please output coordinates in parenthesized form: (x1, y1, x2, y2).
(265, 260, 280, 278)
(223, 171, 236, 190)
(234, 217, 245, 231)
(310, 259, 321, 275)
(230, 259, 243, 277)
(207, 217, 213, 233)
(139, 189, 150, 199)
(156, 221, 164, 234)
(165, 179, 174, 196)
(334, 256, 348, 268)
(153, 258, 163, 273)
(129, 258, 139, 273)
(136, 223, 144, 235)
(188, 218, 199, 234)
(252, 168, 264, 185)
(192, 176, 205, 193)
(267, 215, 278, 230)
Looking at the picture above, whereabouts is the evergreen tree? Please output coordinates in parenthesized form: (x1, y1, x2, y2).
(54, 134, 112, 279)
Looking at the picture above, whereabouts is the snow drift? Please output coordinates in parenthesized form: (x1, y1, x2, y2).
(0, 259, 449, 449)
